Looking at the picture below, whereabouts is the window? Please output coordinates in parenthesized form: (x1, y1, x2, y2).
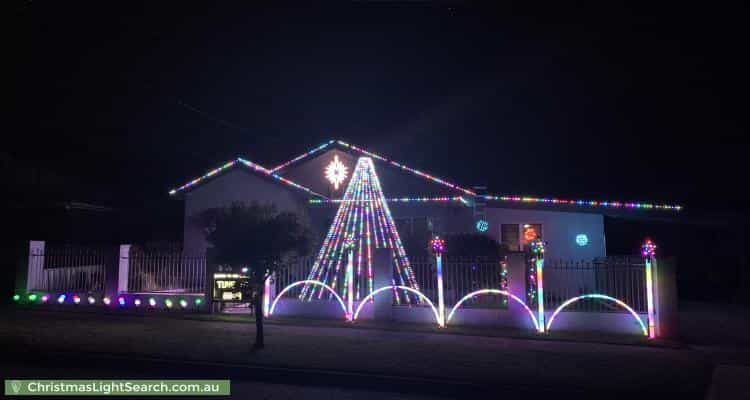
(501, 223, 543, 251)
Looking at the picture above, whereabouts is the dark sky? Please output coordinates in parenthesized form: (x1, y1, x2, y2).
(15, 2, 749, 214)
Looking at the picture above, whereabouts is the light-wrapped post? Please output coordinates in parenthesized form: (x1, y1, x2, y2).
(431, 236, 446, 327)
(642, 239, 657, 339)
(530, 238, 545, 333)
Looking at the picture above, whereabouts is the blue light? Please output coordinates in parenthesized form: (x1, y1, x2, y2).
(576, 234, 589, 246)
(475, 219, 489, 232)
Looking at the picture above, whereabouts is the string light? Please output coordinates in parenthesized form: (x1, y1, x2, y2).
(194, 298, 203, 306)
(482, 195, 681, 212)
(134, 298, 142, 306)
(165, 299, 173, 308)
(641, 239, 657, 258)
(270, 140, 335, 172)
(446, 289, 539, 331)
(103, 297, 111, 305)
(13, 294, 20, 302)
(148, 298, 157, 307)
(179, 299, 188, 308)
(58, 294, 67, 304)
(117, 296, 126, 306)
(430, 236, 445, 256)
(169, 157, 327, 199)
(87, 296, 96, 305)
(337, 140, 476, 196)
(41, 295, 49, 303)
(28, 293, 38, 302)
(300, 157, 420, 304)
(642, 238, 657, 339)
(309, 196, 465, 204)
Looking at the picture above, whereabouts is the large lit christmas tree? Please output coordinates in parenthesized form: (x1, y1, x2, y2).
(301, 157, 420, 304)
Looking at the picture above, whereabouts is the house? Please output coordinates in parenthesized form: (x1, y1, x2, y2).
(169, 140, 681, 261)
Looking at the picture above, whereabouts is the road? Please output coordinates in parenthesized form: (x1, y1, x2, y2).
(0, 308, 745, 399)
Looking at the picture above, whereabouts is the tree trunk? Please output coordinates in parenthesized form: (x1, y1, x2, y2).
(253, 276, 264, 349)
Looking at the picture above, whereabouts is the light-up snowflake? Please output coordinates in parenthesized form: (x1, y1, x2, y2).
(324, 155, 348, 190)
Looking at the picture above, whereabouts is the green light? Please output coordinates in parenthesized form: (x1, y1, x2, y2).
(194, 298, 203, 305)
(13, 294, 21, 302)
(165, 299, 173, 308)
(28, 293, 38, 301)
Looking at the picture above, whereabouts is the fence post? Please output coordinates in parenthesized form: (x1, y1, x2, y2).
(25, 241, 45, 292)
(642, 239, 657, 339)
(507, 252, 535, 330)
(373, 248, 393, 321)
(431, 237, 446, 327)
(654, 257, 678, 339)
(530, 238, 546, 333)
(118, 245, 131, 294)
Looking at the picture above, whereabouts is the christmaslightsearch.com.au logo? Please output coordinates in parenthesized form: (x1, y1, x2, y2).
(4, 380, 230, 396)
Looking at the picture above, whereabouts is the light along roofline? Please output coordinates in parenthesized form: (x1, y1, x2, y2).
(168, 157, 328, 199)
(309, 195, 682, 211)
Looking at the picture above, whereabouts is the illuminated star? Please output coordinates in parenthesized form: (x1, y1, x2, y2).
(325, 155, 348, 190)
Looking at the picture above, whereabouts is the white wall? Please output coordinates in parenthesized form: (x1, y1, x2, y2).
(485, 208, 606, 260)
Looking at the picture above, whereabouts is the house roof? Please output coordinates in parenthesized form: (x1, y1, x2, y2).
(168, 140, 683, 212)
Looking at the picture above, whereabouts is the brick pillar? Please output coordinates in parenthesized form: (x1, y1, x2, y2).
(506, 252, 535, 330)
(25, 241, 45, 291)
(655, 257, 678, 339)
(117, 245, 131, 294)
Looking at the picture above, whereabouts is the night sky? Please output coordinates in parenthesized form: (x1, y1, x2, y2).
(14, 2, 749, 215)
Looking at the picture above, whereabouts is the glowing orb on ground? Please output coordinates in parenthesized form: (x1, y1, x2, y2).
(324, 155, 348, 190)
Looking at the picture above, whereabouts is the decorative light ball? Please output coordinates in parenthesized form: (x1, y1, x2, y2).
(641, 239, 657, 258)
(58, 294, 67, 304)
(430, 236, 445, 256)
(475, 219, 489, 232)
(148, 298, 157, 307)
(102, 297, 111, 305)
(179, 299, 188, 308)
(117, 297, 126, 306)
(134, 299, 142, 306)
(73, 295, 81, 304)
(529, 238, 545, 255)
(165, 299, 173, 308)
(87, 296, 96, 304)
(28, 293, 38, 302)
(575, 234, 589, 247)
(41, 295, 50, 303)
(13, 294, 21, 302)
(194, 298, 203, 306)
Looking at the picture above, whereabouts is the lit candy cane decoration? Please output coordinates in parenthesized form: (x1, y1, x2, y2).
(642, 239, 657, 339)
(431, 236, 446, 327)
(529, 237, 546, 332)
(343, 236, 356, 321)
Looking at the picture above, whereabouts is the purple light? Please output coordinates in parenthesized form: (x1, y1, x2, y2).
(117, 296, 126, 306)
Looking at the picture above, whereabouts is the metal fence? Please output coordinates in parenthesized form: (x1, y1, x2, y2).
(27, 246, 109, 293)
(543, 256, 646, 313)
(274, 256, 316, 298)
(410, 256, 508, 308)
(127, 252, 206, 294)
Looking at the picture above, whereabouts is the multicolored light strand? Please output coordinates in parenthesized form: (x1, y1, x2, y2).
(642, 238, 657, 338)
(337, 140, 477, 196)
(168, 157, 327, 199)
(482, 195, 681, 212)
(270, 140, 335, 173)
(309, 196, 465, 204)
(529, 237, 545, 332)
(300, 157, 420, 304)
(446, 289, 539, 331)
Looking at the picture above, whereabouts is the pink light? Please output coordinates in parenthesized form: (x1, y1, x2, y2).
(271, 280, 347, 317)
(353, 285, 440, 325)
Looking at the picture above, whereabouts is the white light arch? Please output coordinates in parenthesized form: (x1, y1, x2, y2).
(270, 280, 348, 317)
(446, 289, 540, 332)
(353, 286, 441, 326)
(545, 294, 647, 336)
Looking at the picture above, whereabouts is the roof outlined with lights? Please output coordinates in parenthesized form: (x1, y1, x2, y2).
(168, 140, 682, 212)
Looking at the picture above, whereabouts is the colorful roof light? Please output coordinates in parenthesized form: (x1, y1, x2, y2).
(482, 195, 682, 212)
(270, 140, 335, 172)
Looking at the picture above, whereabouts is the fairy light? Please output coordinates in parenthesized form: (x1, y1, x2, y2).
(309, 196, 465, 204)
(301, 157, 420, 304)
(270, 140, 335, 172)
(353, 285, 440, 324)
(28, 293, 38, 302)
(148, 298, 157, 307)
(87, 296, 96, 305)
(482, 195, 682, 212)
(179, 299, 188, 308)
(263, 276, 271, 317)
(57, 294, 67, 304)
(169, 157, 327, 199)
(546, 294, 648, 336)
(103, 297, 111, 305)
(337, 140, 476, 196)
(194, 298, 203, 306)
(134, 298, 142, 306)
(271, 280, 348, 317)
(117, 296, 126, 306)
(165, 299, 173, 308)
(41, 294, 49, 303)
(642, 239, 657, 339)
